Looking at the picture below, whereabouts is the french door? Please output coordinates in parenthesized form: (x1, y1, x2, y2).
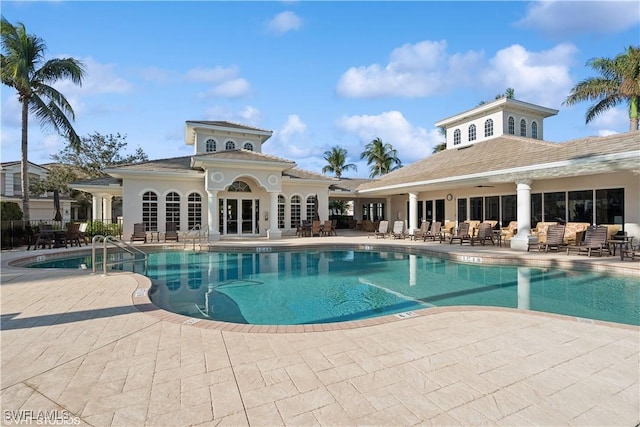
(219, 198, 260, 235)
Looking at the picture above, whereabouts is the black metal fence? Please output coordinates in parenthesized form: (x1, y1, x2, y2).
(1, 218, 124, 249)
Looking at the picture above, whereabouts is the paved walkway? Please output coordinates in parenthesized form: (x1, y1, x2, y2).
(1, 233, 638, 426)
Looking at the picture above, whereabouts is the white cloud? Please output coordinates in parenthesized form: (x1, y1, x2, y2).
(55, 56, 132, 97)
(480, 44, 575, 107)
(515, 1, 640, 37)
(335, 111, 437, 164)
(336, 40, 483, 98)
(278, 114, 307, 143)
(588, 107, 629, 130)
(210, 78, 251, 98)
(188, 66, 251, 98)
(185, 66, 239, 83)
(202, 105, 262, 126)
(267, 11, 303, 35)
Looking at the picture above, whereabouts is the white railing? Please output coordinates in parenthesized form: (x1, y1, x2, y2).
(182, 224, 209, 251)
(92, 235, 148, 275)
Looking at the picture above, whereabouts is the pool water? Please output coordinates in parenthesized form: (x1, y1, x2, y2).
(28, 249, 640, 326)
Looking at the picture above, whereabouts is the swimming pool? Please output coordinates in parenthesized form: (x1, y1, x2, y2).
(26, 248, 640, 326)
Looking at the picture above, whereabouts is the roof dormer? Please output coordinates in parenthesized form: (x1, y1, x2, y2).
(185, 121, 273, 155)
(435, 98, 558, 150)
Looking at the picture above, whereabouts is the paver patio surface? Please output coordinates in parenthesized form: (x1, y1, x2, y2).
(1, 235, 638, 426)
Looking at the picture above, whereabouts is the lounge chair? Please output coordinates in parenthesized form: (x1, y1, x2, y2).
(500, 221, 517, 247)
(131, 223, 147, 243)
(165, 222, 179, 242)
(413, 221, 431, 240)
(390, 220, 407, 239)
(537, 224, 566, 253)
(441, 222, 455, 240)
(621, 238, 640, 261)
(465, 220, 481, 237)
(566, 226, 608, 257)
(471, 222, 494, 246)
(368, 220, 389, 238)
(423, 221, 442, 242)
(449, 222, 471, 245)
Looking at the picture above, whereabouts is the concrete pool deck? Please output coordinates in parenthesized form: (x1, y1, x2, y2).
(1, 231, 638, 426)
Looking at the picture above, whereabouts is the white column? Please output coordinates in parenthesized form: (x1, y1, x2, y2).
(207, 190, 220, 241)
(92, 194, 103, 221)
(268, 192, 282, 239)
(103, 195, 113, 222)
(511, 180, 532, 251)
(408, 192, 418, 235)
(517, 267, 531, 310)
(409, 254, 417, 286)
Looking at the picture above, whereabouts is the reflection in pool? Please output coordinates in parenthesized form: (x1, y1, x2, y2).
(28, 249, 639, 326)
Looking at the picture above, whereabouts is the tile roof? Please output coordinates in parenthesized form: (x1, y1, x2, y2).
(105, 156, 197, 173)
(194, 149, 295, 166)
(71, 176, 122, 186)
(357, 132, 640, 191)
(283, 168, 336, 181)
(186, 121, 271, 133)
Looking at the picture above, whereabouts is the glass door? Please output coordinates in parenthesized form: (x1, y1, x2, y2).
(241, 199, 253, 234)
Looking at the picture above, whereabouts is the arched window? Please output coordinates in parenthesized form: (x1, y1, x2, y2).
(306, 196, 316, 223)
(453, 129, 461, 145)
(484, 119, 493, 137)
(142, 191, 158, 231)
(188, 192, 202, 230)
(468, 124, 476, 141)
(531, 121, 538, 139)
(508, 117, 515, 134)
(278, 195, 285, 229)
(228, 181, 251, 192)
(166, 192, 180, 229)
(290, 195, 301, 228)
(243, 142, 254, 151)
(225, 140, 236, 150)
(205, 138, 216, 152)
(520, 119, 527, 137)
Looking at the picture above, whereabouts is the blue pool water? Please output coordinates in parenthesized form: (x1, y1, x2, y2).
(27, 249, 639, 326)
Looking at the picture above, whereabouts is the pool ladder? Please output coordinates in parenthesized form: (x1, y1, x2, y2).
(182, 224, 208, 251)
(91, 235, 149, 275)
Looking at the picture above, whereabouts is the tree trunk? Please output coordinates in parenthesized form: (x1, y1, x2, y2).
(21, 99, 30, 222)
(630, 96, 639, 131)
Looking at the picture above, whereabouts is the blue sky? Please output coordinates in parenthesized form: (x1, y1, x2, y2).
(1, 1, 638, 177)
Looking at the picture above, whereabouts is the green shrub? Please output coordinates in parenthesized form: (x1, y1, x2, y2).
(0, 201, 23, 221)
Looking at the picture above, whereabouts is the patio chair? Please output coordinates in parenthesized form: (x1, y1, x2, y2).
(566, 226, 608, 257)
(330, 219, 338, 236)
(423, 221, 443, 242)
(30, 223, 55, 250)
(322, 220, 334, 236)
(621, 238, 639, 261)
(500, 221, 517, 247)
(130, 223, 147, 243)
(391, 220, 407, 239)
(65, 222, 82, 247)
(368, 220, 389, 238)
(165, 222, 179, 242)
(471, 222, 495, 246)
(538, 224, 566, 253)
(311, 220, 322, 237)
(78, 222, 89, 245)
(449, 222, 471, 245)
(441, 222, 455, 240)
(465, 220, 481, 237)
(413, 221, 431, 240)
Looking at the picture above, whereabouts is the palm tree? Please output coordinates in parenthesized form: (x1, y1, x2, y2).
(1, 17, 85, 221)
(432, 126, 447, 153)
(321, 146, 357, 178)
(360, 137, 402, 178)
(564, 46, 640, 131)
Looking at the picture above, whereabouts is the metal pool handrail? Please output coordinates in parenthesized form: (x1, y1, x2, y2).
(183, 224, 208, 251)
(91, 235, 148, 275)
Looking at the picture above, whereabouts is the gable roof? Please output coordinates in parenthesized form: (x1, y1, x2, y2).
(357, 132, 640, 194)
(186, 121, 271, 133)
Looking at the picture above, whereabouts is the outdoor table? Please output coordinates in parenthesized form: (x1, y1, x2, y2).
(610, 236, 634, 260)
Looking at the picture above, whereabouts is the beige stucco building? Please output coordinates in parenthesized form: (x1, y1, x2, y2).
(71, 98, 640, 250)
